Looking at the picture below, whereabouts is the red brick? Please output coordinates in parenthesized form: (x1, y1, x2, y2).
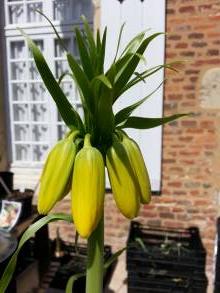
(175, 42, 188, 49)
(181, 120, 197, 127)
(163, 220, 186, 229)
(207, 49, 219, 56)
(168, 34, 182, 41)
(168, 181, 182, 188)
(179, 6, 196, 14)
(188, 33, 204, 39)
(192, 41, 207, 48)
(159, 212, 175, 219)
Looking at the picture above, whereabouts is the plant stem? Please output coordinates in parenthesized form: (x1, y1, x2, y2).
(86, 215, 104, 293)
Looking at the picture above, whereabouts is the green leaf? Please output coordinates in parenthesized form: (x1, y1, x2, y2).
(119, 62, 178, 97)
(113, 23, 126, 63)
(97, 27, 107, 74)
(135, 237, 148, 252)
(0, 214, 72, 292)
(58, 72, 74, 85)
(104, 247, 126, 270)
(65, 246, 126, 293)
(96, 29, 101, 50)
(75, 28, 94, 80)
(119, 113, 189, 129)
(65, 272, 85, 293)
(19, 29, 84, 132)
(120, 30, 147, 57)
(96, 93, 114, 144)
(35, 10, 68, 52)
(67, 53, 93, 112)
(81, 16, 97, 65)
(114, 33, 163, 101)
(115, 81, 164, 125)
(91, 74, 112, 90)
(107, 51, 143, 88)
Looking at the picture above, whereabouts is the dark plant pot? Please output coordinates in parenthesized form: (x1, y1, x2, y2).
(127, 221, 208, 293)
(0, 171, 14, 198)
(46, 242, 116, 293)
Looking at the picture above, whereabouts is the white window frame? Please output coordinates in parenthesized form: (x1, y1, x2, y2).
(3, 0, 93, 188)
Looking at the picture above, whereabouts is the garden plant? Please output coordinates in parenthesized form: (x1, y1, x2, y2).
(0, 14, 187, 293)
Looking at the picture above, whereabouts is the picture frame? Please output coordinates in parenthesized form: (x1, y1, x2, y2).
(0, 200, 22, 232)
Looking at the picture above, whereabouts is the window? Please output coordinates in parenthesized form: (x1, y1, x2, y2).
(101, 0, 166, 192)
(3, 0, 93, 187)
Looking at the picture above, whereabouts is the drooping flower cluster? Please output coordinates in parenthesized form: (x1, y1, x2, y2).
(38, 129, 151, 238)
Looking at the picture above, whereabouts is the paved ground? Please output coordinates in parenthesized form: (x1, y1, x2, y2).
(105, 253, 127, 293)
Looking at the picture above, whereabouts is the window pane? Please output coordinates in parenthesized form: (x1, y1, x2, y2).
(11, 62, 26, 80)
(30, 103, 48, 122)
(33, 145, 49, 161)
(10, 41, 25, 59)
(15, 144, 31, 161)
(29, 82, 46, 101)
(27, 2, 43, 22)
(14, 124, 30, 141)
(12, 83, 28, 101)
(53, 0, 93, 22)
(55, 60, 69, 78)
(54, 0, 72, 22)
(9, 4, 24, 24)
(55, 39, 71, 57)
(28, 40, 44, 57)
(57, 124, 67, 140)
(13, 104, 29, 121)
(29, 61, 41, 80)
(31, 125, 49, 141)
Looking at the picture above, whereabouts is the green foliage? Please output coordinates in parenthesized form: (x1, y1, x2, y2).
(18, 16, 186, 149)
(0, 214, 72, 292)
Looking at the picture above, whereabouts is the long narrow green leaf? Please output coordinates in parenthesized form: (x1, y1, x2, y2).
(118, 62, 178, 98)
(75, 28, 94, 80)
(36, 10, 68, 52)
(104, 247, 126, 270)
(0, 214, 72, 292)
(120, 30, 147, 57)
(58, 72, 74, 85)
(119, 114, 189, 129)
(115, 81, 164, 125)
(19, 29, 84, 132)
(67, 53, 94, 112)
(114, 33, 163, 101)
(113, 23, 126, 63)
(91, 75, 112, 90)
(65, 272, 85, 293)
(81, 15, 97, 64)
(97, 27, 107, 74)
(106, 52, 140, 87)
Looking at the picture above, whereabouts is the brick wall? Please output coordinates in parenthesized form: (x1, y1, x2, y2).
(50, 1, 220, 291)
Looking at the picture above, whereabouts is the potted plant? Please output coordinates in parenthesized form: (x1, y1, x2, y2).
(0, 14, 187, 293)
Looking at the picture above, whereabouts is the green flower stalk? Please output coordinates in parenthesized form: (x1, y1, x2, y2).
(0, 14, 188, 293)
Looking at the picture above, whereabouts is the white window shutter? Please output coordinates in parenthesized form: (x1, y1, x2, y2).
(101, 0, 166, 192)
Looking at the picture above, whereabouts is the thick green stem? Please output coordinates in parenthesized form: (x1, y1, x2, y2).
(86, 215, 104, 293)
